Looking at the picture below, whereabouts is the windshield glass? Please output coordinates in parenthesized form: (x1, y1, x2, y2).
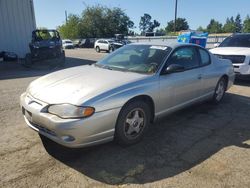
(219, 35, 250, 48)
(96, 44, 171, 74)
(33, 30, 59, 41)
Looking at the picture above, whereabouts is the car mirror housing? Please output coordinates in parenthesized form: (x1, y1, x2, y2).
(164, 64, 185, 74)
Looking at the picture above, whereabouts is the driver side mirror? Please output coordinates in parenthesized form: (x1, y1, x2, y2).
(164, 64, 185, 74)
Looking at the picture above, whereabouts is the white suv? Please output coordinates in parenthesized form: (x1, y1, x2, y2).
(62, 39, 74, 49)
(94, 39, 114, 53)
(210, 34, 250, 77)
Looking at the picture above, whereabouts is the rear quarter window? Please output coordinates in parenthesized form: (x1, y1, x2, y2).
(199, 48, 210, 66)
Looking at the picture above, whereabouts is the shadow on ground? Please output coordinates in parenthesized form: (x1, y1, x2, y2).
(234, 79, 250, 87)
(0, 57, 96, 80)
(40, 92, 250, 185)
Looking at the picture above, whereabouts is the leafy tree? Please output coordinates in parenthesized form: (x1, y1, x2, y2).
(206, 19, 223, 33)
(155, 28, 166, 35)
(105, 7, 134, 36)
(58, 5, 134, 39)
(197, 26, 206, 32)
(243, 15, 250, 33)
(58, 14, 81, 39)
(223, 17, 236, 33)
(139, 13, 160, 34)
(235, 14, 242, 32)
(165, 18, 189, 33)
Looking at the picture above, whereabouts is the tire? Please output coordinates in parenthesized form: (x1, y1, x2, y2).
(109, 46, 114, 53)
(96, 46, 100, 53)
(58, 50, 65, 67)
(212, 77, 227, 104)
(115, 101, 151, 146)
(23, 53, 32, 68)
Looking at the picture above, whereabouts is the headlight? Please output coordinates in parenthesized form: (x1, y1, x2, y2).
(48, 104, 95, 119)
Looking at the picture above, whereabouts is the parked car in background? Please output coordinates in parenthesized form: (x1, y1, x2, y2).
(72, 39, 81, 48)
(62, 39, 74, 49)
(23, 29, 65, 67)
(110, 39, 132, 51)
(94, 39, 115, 53)
(79, 38, 96, 48)
(210, 33, 250, 78)
(20, 43, 234, 148)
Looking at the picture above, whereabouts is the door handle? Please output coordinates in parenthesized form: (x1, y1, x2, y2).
(198, 74, 202, 79)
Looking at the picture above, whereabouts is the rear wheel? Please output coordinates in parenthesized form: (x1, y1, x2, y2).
(58, 50, 65, 67)
(96, 46, 100, 53)
(115, 101, 150, 146)
(23, 53, 32, 67)
(212, 77, 227, 104)
(109, 46, 114, 53)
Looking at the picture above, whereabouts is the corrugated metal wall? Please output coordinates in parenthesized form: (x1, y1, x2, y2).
(0, 0, 36, 58)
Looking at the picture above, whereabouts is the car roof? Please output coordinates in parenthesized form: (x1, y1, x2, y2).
(97, 39, 114, 41)
(233, 33, 250, 36)
(129, 42, 203, 49)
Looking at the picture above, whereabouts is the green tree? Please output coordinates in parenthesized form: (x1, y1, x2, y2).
(139, 13, 160, 34)
(206, 19, 223, 33)
(58, 14, 81, 39)
(243, 15, 250, 32)
(80, 6, 134, 38)
(223, 17, 236, 33)
(58, 5, 134, 39)
(197, 26, 206, 32)
(155, 28, 166, 35)
(165, 18, 189, 33)
(235, 14, 242, 32)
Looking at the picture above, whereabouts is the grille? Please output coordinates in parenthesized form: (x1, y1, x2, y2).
(215, 54, 246, 64)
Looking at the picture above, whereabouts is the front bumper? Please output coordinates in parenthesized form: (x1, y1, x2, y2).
(20, 92, 120, 148)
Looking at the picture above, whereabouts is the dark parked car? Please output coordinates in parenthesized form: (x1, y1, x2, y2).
(24, 29, 65, 67)
(79, 38, 95, 48)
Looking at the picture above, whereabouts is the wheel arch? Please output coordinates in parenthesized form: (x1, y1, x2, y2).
(119, 95, 155, 123)
(221, 74, 229, 90)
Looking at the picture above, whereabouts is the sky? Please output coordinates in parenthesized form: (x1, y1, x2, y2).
(33, 0, 250, 32)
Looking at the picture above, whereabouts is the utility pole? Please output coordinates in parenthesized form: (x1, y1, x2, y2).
(65, 10, 68, 23)
(174, 0, 178, 32)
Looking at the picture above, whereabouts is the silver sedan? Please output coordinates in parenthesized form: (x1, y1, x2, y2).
(20, 43, 235, 148)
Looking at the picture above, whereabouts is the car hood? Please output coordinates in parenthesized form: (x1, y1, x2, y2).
(210, 47, 250, 56)
(27, 65, 148, 105)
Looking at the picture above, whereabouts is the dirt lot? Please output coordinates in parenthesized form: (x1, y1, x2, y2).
(0, 48, 250, 188)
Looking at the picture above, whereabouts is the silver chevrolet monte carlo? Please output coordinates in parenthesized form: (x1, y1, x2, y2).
(20, 43, 235, 148)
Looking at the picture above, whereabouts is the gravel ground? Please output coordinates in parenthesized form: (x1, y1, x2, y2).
(0, 48, 250, 188)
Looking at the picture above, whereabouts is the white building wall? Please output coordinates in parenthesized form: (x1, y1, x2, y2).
(0, 0, 36, 58)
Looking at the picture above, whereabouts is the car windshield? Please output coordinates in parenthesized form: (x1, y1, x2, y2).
(96, 44, 171, 74)
(33, 30, 59, 41)
(219, 35, 250, 48)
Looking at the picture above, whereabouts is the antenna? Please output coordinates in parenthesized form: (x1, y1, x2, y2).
(65, 10, 68, 23)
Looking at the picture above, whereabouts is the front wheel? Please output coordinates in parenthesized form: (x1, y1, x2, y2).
(212, 77, 227, 104)
(115, 101, 151, 146)
(96, 46, 100, 53)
